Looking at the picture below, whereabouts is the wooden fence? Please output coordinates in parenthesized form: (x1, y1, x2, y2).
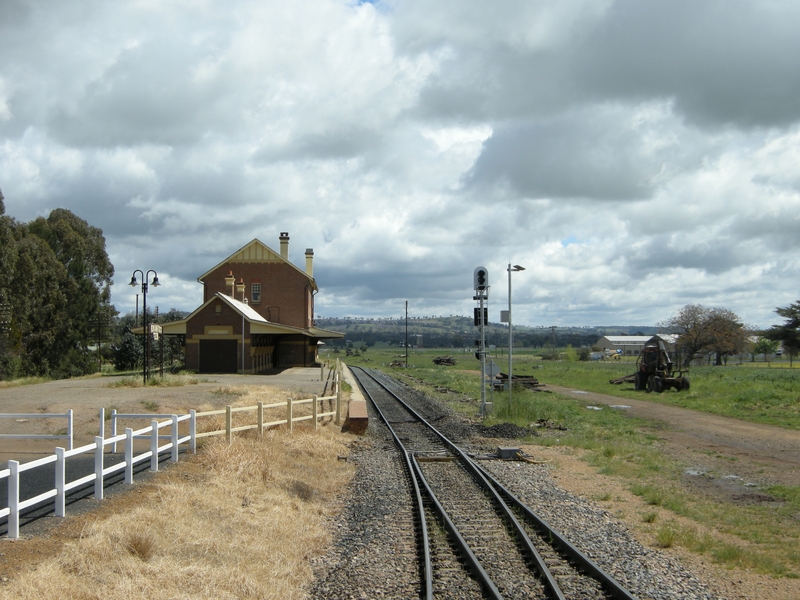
(0, 369, 341, 539)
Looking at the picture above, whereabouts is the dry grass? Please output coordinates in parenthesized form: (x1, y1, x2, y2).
(0, 425, 355, 599)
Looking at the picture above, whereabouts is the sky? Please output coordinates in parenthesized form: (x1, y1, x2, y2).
(2, 0, 799, 329)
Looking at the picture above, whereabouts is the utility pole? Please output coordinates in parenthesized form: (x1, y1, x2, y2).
(405, 300, 408, 368)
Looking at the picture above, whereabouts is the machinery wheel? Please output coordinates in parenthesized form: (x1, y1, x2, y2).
(653, 376, 663, 393)
(634, 371, 644, 390)
(646, 375, 654, 393)
(681, 376, 691, 391)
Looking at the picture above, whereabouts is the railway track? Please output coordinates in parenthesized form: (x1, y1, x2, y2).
(351, 367, 638, 600)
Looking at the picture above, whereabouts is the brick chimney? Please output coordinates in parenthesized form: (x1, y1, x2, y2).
(279, 232, 289, 260)
(305, 248, 314, 277)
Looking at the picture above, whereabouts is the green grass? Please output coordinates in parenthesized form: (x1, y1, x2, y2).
(348, 348, 800, 429)
(344, 347, 800, 577)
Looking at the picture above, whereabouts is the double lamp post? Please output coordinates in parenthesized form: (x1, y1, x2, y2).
(129, 269, 159, 385)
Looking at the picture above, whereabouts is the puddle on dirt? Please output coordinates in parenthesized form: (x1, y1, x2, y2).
(683, 468, 780, 505)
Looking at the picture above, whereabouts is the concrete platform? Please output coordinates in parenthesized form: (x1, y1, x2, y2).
(341, 365, 368, 435)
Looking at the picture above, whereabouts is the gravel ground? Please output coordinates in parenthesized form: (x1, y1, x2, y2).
(310, 370, 727, 599)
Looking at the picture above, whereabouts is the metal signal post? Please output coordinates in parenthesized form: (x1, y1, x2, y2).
(473, 267, 489, 418)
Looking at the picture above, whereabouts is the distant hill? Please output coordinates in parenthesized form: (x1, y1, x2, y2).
(314, 316, 659, 348)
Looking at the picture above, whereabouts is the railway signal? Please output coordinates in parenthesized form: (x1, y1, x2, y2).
(473, 267, 490, 417)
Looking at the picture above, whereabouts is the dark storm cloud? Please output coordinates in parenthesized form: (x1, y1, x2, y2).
(47, 40, 230, 148)
(626, 234, 748, 276)
(401, 0, 800, 129)
(574, 0, 800, 129)
(253, 125, 383, 163)
(466, 110, 667, 200)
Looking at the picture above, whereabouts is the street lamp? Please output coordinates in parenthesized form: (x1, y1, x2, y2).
(129, 270, 160, 385)
(507, 264, 525, 411)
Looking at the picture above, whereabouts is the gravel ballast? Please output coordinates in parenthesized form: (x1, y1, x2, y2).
(310, 370, 726, 599)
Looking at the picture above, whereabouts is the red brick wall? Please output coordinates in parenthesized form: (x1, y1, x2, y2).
(185, 300, 250, 372)
(202, 262, 311, 329)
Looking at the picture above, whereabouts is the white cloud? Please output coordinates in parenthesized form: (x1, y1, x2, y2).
(1, 0, 799, 329)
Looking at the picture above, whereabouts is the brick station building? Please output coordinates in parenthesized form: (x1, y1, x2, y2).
(161, 233, 343, 373)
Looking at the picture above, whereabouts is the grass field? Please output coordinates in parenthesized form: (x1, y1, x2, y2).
(338, 347, 800, 578)
(337, 347, 800, 430)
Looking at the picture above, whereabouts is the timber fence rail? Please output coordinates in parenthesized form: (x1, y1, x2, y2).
(0, 367, 342, 539)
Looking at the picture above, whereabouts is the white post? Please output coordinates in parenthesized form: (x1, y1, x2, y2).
(171, 415, 179, 462)
(150, 420, 159, 472)
(98, 407, 105, 440)
(189, 409, 197, 454)
(226, 406, 232, 444)
(55, 447, 65, 517)
(67, 409, 73, 451)
(335, 373, 341, 426)
(125, 427, 134, 484)
(94, 436, 104, 500)
(8, 460, 19, 539)
(287, 397, 293, 433)
(257, 402, 264, 439)
(313, 394, 318, 430)
(111, 409, 118, 453)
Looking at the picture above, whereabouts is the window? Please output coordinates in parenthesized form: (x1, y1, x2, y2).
(251, 283, 261, 303)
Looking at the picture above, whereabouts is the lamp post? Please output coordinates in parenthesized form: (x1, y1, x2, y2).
(129, 270, 160, 385)
(507, 264, 525, 412)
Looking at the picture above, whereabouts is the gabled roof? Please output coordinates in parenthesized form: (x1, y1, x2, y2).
(196, 238, 317, 291)
(159, 293, 342, 339)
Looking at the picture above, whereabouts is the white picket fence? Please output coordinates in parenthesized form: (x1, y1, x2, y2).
(0, 371, 341, 540)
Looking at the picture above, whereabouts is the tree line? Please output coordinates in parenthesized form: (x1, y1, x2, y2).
(660, 303, 800, 366)
(0, 191, 186, 380)
(0, 190, 116, 379)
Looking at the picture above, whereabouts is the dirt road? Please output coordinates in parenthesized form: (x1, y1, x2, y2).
(547, 384, 800, 493)
(0, 370, 330, 464)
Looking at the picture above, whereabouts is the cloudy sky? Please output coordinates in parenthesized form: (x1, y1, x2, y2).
(2, 0, 799, 328)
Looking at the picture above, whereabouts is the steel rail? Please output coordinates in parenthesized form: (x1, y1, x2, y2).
(355, 367, 564, 599)
(359, 369, 566, 600)
(351, 369, 434, 599)
(354, 367, 639, 600)
(471, 460, 638, 600)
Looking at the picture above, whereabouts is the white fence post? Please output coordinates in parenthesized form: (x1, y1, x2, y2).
(170, 415, 178, 462)
(257, 402, 264, 439)
(8, 460, 19, 539)
(98, 407, 104, 440)
(94, 436, 104, 500)
(67, 409, 73, 451)
(313, 394, 318, 431)
(55, 447, 65, 517)
(111, 409, 118, 452)
(226, 406, 232, 444)
(287, 397, 293, 433)
(335, 372, 341, 426)
(150, 420, 159, 472)
(125, 427, 134, 484)
(190, 409, 197, 454)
